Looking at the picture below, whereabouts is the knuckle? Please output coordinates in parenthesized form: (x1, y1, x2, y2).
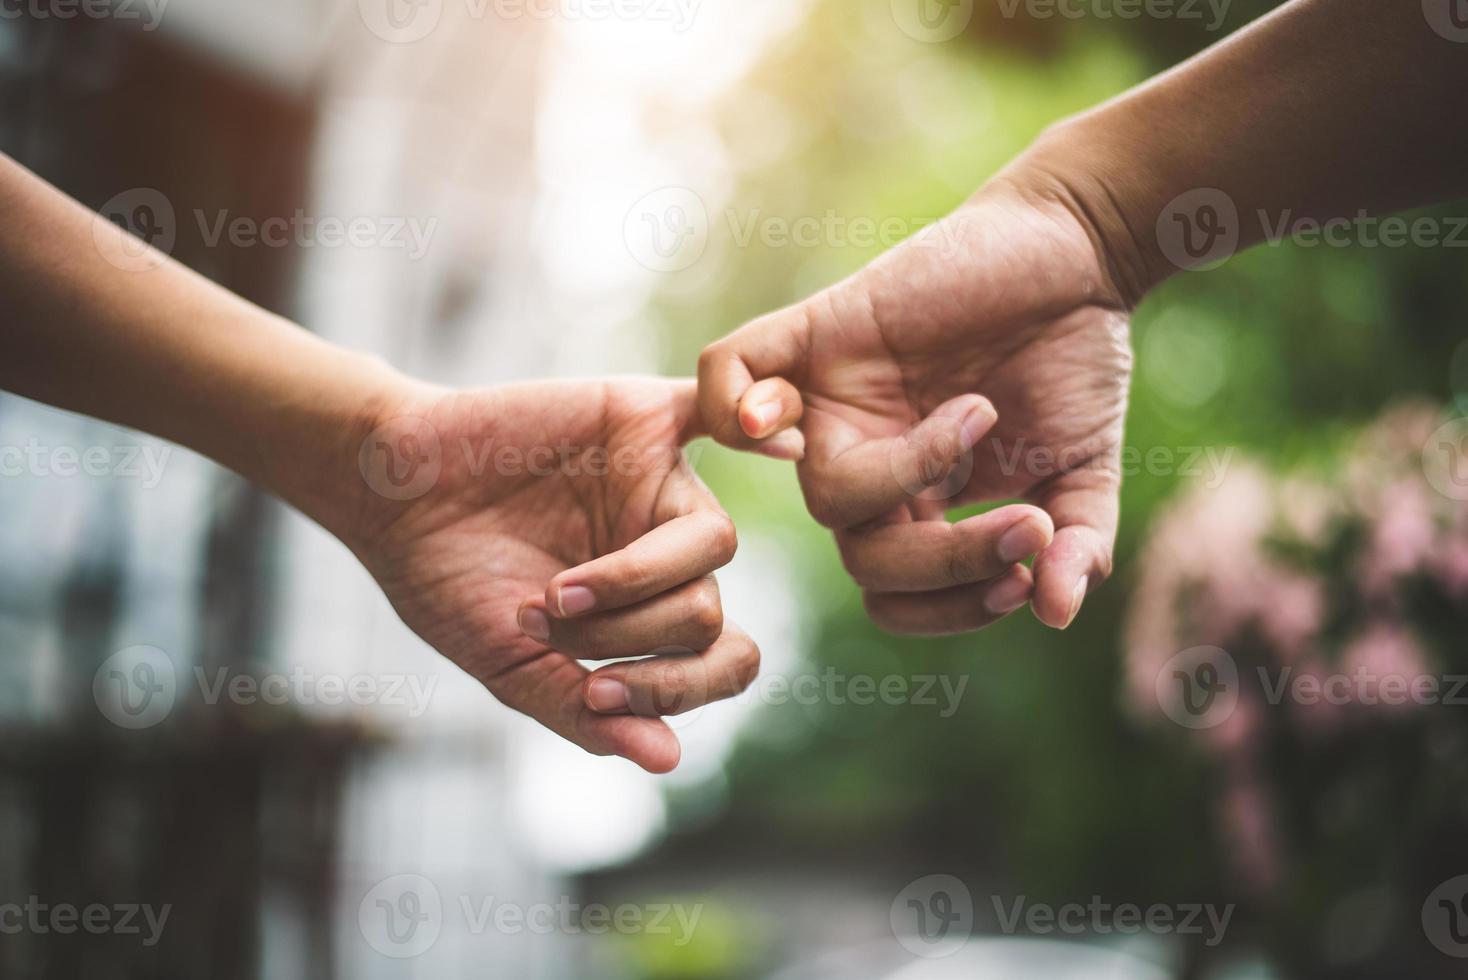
(708, 513, 738, 563)
(861, 593, 905, 635)
(576, 627, 606, 659)
(803, 480, 848, 529)
(618, 554, 655, 594)
(731, 640, 761, 693)
(835, 536, 870, 585)
(944, 541, 979, 585)
(687, 582, 724, 640)
(653, 660, 697, 713)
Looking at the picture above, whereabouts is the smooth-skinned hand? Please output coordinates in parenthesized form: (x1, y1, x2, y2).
(345, 377, 756, 773)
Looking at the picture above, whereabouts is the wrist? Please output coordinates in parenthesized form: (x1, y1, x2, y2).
(997, 113, 1172, 310)
(248, 332, 444, 550)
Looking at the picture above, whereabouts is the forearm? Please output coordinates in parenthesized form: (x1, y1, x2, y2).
(1006, 0, 1468, 305)
(0, 153, 421, 539)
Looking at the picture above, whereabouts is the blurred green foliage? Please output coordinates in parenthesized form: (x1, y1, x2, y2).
(640, 0, 1468, 973)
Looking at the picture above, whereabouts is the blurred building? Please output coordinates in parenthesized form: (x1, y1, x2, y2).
(0, 3, 567, 977)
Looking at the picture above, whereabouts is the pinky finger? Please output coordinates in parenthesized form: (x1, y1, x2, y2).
(583, 624, 761, 716)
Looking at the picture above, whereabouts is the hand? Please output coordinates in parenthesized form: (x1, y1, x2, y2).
(344, 378, 756, 773)
(698, 173, 1132, 635)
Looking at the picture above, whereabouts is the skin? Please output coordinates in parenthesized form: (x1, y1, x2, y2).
(356, 378, 758, 774)
(3, 0, 1466, 763)
(0, 154, 753, 773)
(700, 0, 1468, 635)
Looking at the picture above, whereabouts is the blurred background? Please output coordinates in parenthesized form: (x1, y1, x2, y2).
(1, 0, 1466, 977)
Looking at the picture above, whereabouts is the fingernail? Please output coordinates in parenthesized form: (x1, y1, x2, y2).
(984, 574, 1031, 615)
(997, 519, 1046, 564)
(518, 606, 550, 643)
(587, 678, 630, 713)
(960, 399, 997, 448)
(744, 401, 780, 435)
(1063, 575, 1089, 629)
(557, 585, 595, 617)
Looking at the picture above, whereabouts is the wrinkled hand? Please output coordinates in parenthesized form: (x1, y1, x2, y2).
(699, 177, 1131, 634)
(347, 378, 755, 773)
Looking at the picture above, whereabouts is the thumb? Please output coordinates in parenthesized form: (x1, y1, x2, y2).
(698, 300, 812, 461)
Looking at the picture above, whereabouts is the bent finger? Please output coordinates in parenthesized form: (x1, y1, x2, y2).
(698, 302, 812, 452)
(863, 564, 1034, 636)
(520, 576, 724, 659)
(546, 509, 736, 617)
(800, 394, 996, 529)
(837, 504, 1053, 592)
(583, 623, 761, 716)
